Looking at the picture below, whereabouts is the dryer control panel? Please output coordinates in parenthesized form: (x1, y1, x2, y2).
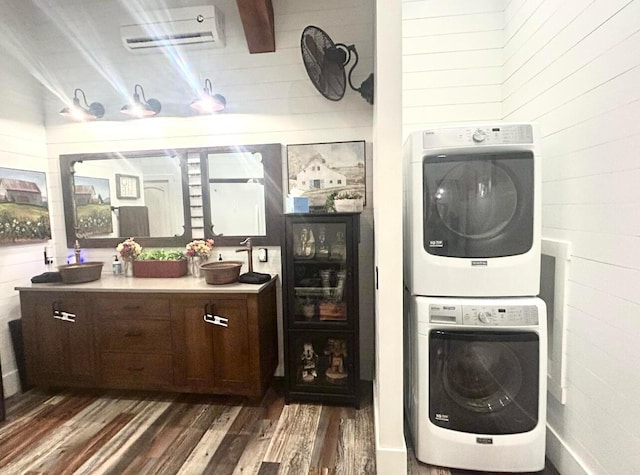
(422, 123, 533, 148)
(429, 304, 539, 326)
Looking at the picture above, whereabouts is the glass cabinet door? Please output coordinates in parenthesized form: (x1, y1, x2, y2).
(288, 331, 355, 395)
(289, 220, 352, 327)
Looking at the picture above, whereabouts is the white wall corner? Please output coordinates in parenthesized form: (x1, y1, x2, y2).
(374, 386, 408, 474)
(546, 425, 590, 475)
(373, 0, 405, 463)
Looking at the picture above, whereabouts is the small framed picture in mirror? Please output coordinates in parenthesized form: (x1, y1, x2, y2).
(116, 174, 140, 199)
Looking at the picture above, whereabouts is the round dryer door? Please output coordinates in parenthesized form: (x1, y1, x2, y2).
(436, 162, 517, 240)
(423, 151, 534, 258)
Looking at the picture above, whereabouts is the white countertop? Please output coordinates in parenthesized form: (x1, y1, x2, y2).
(16, 273, 278, 294)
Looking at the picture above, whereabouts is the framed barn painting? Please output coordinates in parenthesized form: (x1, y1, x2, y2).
(0, 167, 51, 244)
(286, 140, 366, 212)
(74, 176, 113, 236)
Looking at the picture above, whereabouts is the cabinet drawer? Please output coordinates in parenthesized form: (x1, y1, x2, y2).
(96, 297, 170, 318)
(101, 353, 173, 387)
(98, 318, 172, 352)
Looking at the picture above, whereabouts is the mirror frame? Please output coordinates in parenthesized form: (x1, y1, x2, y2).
(200, 143, 283, 246)
(60, 150, 192, 249)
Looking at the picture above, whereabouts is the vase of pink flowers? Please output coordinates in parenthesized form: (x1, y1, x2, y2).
(116, 237, 142, 277)
(185, 239, 214, 277)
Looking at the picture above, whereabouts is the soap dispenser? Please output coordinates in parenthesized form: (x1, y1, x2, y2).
(112, 255, 122, 275)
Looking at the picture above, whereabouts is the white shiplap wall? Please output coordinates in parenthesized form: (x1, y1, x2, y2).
(0, 26, 48, 396)
(0, 0, 375, 392)
(402, 0, 505, 133)
(504, 1, 640, 474)
(402, 0, 640, 473)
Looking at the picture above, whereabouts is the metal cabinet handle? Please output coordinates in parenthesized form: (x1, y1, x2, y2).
(51, 302, 76, 323)
(203, 302, 227, 327)
(123, 305, 141, 310)
(203, 314, 228, 327)
(127, 366, 145, 372)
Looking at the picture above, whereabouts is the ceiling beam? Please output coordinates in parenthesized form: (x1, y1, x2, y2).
(236, 0, 275, 54)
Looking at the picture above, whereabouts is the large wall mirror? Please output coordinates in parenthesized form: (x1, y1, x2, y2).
(60, 150, 192, 248)
(200, 143, 282, 246)
(60, 144, 283, 249)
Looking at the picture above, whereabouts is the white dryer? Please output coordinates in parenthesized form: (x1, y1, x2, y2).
(405, 295, 547, 472)
(403, 123, 541, 297)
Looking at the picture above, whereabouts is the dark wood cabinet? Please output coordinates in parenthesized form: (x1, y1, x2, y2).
(20, 292, 96, 387)
(96, 294, 174, 390)
(171, 296, 251, 395)
(283, 213, 360, 407)
(18, 278, 278, 400)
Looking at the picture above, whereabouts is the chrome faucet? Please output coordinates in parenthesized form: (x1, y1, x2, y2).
(74, 239, 82, 264)
(236, 237, 253, 273)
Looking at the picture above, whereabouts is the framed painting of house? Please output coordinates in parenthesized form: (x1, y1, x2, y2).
(0, 167, 51, 244)
(287, 141, 366, 212)
(74, 176, 113, 236)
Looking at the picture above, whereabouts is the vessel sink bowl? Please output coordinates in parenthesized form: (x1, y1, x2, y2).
(201, 261, 243, 285)
(58, 262, 104, 284)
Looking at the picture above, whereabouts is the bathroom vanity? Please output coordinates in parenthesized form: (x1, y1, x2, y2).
(16, 275, 278, 401)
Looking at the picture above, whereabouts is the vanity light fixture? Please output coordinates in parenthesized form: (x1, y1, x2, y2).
(59, 88, 105, 121)
(121, 83, 162, 118)
(191, 78, 226, 114)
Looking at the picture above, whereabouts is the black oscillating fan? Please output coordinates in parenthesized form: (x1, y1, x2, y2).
(301, 25, 374, 105)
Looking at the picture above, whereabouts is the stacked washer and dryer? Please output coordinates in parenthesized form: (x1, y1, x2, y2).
(403, 124, 547, 472)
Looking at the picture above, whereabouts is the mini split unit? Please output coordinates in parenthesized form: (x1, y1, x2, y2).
(120, 5, 225, 52)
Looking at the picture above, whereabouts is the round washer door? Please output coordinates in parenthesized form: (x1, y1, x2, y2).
(443, 341, 522, 413)
(429, 330, 540, 435)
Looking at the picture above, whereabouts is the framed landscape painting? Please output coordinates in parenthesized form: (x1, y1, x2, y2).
(74, 176, 113, 236)
(287, 140, 366, 211)
(0, 167, 51, 244)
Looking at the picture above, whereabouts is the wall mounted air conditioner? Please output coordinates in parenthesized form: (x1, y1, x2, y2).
(120, 6, 225, 52)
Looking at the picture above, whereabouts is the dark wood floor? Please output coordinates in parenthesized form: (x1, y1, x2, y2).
(0, 383, 558, 475)
(0, 382, 375, 475)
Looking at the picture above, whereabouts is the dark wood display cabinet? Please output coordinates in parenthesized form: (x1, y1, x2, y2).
(283, 213, 360, 407)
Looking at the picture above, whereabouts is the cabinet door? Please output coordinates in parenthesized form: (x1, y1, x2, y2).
(285, 216, 359, 329)
(287, 331, 356, 401)
(22, 293, 95, 386)
(173, 298, 250, 393)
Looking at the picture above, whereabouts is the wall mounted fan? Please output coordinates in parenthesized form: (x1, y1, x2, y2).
(301, 25, 374, 105)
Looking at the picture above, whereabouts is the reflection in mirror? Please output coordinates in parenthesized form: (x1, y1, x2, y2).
(74, 156, 185, 238)
(200, 144, 282, 246)
(60, 151, 192, 249)
(207, 151, 266, 236)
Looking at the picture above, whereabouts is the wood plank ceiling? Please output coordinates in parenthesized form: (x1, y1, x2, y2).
(236, 0, 275, 53)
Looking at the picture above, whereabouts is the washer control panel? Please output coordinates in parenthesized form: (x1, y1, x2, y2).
(422, 123, 533, 148)
(429, 304, 539, 326)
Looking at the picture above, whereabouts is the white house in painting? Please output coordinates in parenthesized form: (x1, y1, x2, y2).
(295, 154, 346, 191)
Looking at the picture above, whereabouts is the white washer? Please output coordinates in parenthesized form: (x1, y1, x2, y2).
(405, 295, 547, 473)
(403, 123, 542, 297)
